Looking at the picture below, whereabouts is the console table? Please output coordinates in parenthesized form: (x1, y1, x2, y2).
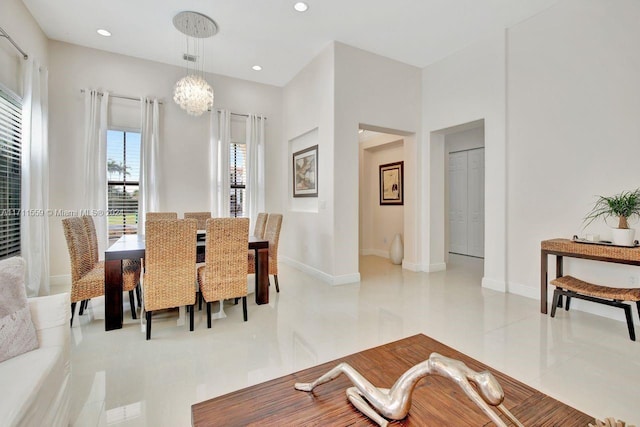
(192, 334, 593, 426)
(540, 238, 640, 314)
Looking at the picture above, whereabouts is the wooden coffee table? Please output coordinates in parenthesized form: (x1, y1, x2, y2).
(192, 334, 593, 426)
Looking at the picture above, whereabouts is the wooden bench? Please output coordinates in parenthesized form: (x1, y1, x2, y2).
(550, 275, 640, 341)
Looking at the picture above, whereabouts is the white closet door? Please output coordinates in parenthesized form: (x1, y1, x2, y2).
(448, 148, 485, 257)
(467, 149, 484, 257)
(448, 152, 468, 254)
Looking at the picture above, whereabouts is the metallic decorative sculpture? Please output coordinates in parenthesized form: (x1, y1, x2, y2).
(294, 352, 524, 427)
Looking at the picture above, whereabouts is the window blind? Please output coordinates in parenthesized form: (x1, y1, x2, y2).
(0, 86, 22, 260)
(230, 142, 246, 217)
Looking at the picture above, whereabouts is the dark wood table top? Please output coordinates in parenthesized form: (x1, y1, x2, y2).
(191, 334, 593, 426)
(104, 233, 268, 261)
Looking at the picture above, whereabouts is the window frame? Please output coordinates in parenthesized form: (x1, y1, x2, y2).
(106, 127, 141, 241)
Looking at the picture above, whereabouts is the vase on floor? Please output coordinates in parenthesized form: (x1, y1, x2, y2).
(390, 233, 403, 265)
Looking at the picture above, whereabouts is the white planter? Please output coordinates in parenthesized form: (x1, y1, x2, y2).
(611, 228, 636, 246)
(390, 234, 403, 265)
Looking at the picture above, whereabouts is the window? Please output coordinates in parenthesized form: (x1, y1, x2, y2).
(0, 86, 22, 260)
(107, 130, 140, 241)
(230, 142, 246, 217)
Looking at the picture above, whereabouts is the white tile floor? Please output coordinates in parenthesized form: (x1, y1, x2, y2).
(59, 255, 640, 426)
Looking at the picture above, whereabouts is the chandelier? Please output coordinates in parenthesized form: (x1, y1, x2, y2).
(172, 11, 217, 116)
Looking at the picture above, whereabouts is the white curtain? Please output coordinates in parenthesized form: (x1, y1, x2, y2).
(83, 89, 109, 257)
(139, 98, 160, 234)
(21, 59, 49, 296)
(246, 114, 265, 229)
(210, 109, 231, 217)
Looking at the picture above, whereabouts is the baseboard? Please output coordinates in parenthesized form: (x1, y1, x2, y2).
(402, 260, 421, 272)
(505, 281, 536, 298)
(280, 257, 360, 285)
(332, 272, 361, 285)
(426, 262, 446, 272)
(482, 277, 507, 293)
(360, 249, 389, 258)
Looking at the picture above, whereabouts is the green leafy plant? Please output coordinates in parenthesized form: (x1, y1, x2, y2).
(584, 188, 640, 229)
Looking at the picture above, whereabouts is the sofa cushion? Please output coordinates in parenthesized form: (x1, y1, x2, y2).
(0, 346, 66, 426)
(0, 257, 38, 363)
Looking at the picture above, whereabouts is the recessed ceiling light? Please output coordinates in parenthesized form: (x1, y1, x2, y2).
(252, 65, 263, 71)
(294, 2, 309, 12)
(97, 29, 111, 37)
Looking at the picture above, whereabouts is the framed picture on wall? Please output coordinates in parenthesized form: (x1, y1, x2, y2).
(293, 145, 318, 197)
(379, 161, 403, 205)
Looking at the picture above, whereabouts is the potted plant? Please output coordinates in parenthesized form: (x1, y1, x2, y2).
(584, 188, 640, 246)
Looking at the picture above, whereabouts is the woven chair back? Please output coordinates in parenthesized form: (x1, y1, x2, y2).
(146, 212, 178, 221)
(253, 212, 268, 238)
(184, 212, 212, 230)
(143, 219, 197, 312)
(201, 218, 250, 302)
(62, 217, 94, 284)
(81, 215, 99, 265)
(264, 214, 283, 274)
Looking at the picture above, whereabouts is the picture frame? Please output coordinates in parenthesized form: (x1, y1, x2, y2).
(379, 161, 404, 205)
(293, 145, 318, 197)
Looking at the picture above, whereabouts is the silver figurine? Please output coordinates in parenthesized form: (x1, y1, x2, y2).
(295, 352, 524, 427)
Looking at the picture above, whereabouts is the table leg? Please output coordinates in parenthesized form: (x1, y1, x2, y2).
(105, 259, 124, 331)
(255, 247, 269, 305)
(555, 255, 564, 308)
(541, 250, 548, 314)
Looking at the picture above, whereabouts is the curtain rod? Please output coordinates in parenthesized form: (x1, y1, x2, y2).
(0, 26, 28, 60)
(79, 90, 264, 119)
(217, 110, 267, 120)
(80, 89, 164, 104)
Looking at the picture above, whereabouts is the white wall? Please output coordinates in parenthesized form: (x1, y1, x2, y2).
(282, 42, 420, 284)
(422, 32, 506, 290)
(360, 137, 404, 257)
(47, 41, 282, 278)
(334, 43, 421, 278)
(281, 44, 335, 280)
(506, 0, 640, 311)
(0, 0, 48, 95)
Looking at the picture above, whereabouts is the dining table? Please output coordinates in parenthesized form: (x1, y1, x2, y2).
(104, 233, 269, 331)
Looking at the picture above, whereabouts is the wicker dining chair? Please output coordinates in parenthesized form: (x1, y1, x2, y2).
(184, 212, 212, 263)
(197, 218, 250, 328)
(146, 212, 178, 221)
(143, 219, 197, 340)
(248, 214, 282, 292)
(184, 212, 212, 230)
(62, 217, 138, 326)
(252, 212, 268, 239)
(81, 215, 141, 319)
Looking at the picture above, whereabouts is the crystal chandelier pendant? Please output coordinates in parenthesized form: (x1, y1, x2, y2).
(173, 74, 214, 116)
(172, 11, 217, 116)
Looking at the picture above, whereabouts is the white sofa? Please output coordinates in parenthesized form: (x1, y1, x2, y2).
(0, 292, 71, 427)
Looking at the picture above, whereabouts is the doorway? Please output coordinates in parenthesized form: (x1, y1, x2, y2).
(445, 124, 485, 259)
(358, 129, 405, 261)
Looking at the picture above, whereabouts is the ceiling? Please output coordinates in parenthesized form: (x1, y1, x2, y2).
(21, 0, 560, 87)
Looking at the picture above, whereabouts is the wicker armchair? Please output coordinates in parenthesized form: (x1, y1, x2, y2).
(253, 212, 268, 238)
(197, 218, 250, 328)
(143, 219, 197, 340)
(248, 214, 282, 292)
(184, 212, 212, 230)
(81, 215, 141, 319)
